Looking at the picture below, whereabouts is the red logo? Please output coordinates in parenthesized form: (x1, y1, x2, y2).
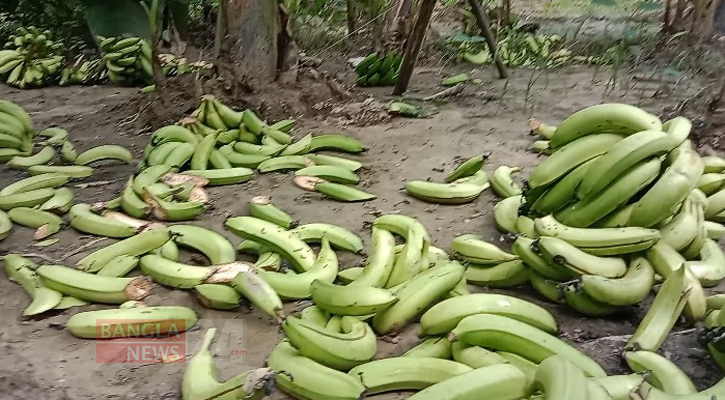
(95, 319, 187, 363)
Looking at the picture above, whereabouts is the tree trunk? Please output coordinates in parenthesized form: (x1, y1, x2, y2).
(395, 0, 414, 39)
(347, 0, 356, 34)
(225, 0, 281, 82)
(663, 0, 671, 32)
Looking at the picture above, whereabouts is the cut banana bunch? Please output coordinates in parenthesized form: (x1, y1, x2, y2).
(182, 328, 274, 400)
(267, 340, 365, 400)
(419, 293, 558, 335)
(348, 357, 472, 394)
(4, 254, 63, 316)
(449, 314, 607, 377)
(283, 315, 377, 370)
(450, 234, 519, 265)
(68, 306, 197, 339)
(490, 166, 523, 198)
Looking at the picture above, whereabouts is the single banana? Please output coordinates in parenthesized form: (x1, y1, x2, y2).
(348, 357, 472, 394)
(624, 350, 696, 395)
(697, 173, 725, 195)
(419, 293, 558, 335)
(267, 340, 365, 400)
(308, 134, 364, 153)
(226, 216, 316, 271)
(182, 168, 253, 186)
(75, 144, 133, 165)
(60, 140, 77, 163)
(69, 203, 140, 238)
(54, 296, 89, 310)
(67, 306, 197, 339)
(8, 207, 63, 239)
(4, 254, 63, 316)
(591, 374, 645, 400)
(255, 252, 282, 271)
(189, 132, 218, 170)
(282, 316, 377, 370)
(533, 355, 589, 400)
(625, 266, 691, 351)
(143, 189, 204, 221)
(704, 155, 725, 173)
(562, 282, 621, 317)
(465, 259, 529, 288)
(248, 195, 296, 228)
(27, 165, 93, 178)
(269, 119, 295, 132)
(298, 305, 331, 327)
(490, 166, 523, 198)
(260, 127, 293, 145)
(0, 172, 69, 196)
(163, 142, 195, 169)
(446, 155, 485, 182)
(242, 109, 266, 135)
(537, 236, 627, 278)
(349, 227, 395, 287)
(406, 364, 528, 400)
(140, 254, 230, 289)
(494, 195, 522, 234)
(628, 142, 704, 227)
(528, 271, 565, 303)
(513, 236, 573, 280)
(579, 257, 655, 306)
(662, 115, 691, 145)
(7, 146, 56, 169)
(403, 336, 453, 358)
(534, 214, 660, 249)
(280, 133, 312, 155)
(259, 238, 338, 299)
(405, 180, 487, 204)
(0, 209, 10, 240)
(193, 284, 241, 310)
(451, 341, 508, 368)
(450, 234, 518, 265)
(37, 264, 152, 304)
(96, 255, 139, 277)
(230, 263, 285, 322)
(0, 188, 56, 210)
(548, 103, 661, 148)
(168, 224, 237, 264)
(39, 187, 74, 214)
(290, 222, 364, 253)
(311, 279, 397, 316)
(218, 144, 271, 168)
(373, 261, 465, 335)
(150, 125, 199, 146)
(684, 238, 725, 287)
(304, 153, 362, 171)
(530, 157, 598, 215)
(515, 215, 538, 238)
(234, 140, 287, 156)
(315, 181, 377, 202)
(658, 199, 699, 251)
(449, 314, 606, 376)
(296, 165, 360, 184)
(76, 228, 171, 272)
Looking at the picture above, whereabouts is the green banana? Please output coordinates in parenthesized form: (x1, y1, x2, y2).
(465, 259, 530, 288)
(163, 142, 195, 169)
(218, 144, 270, 168)
(3, 254, 63, 316)
(168, 224, 237, 264)
(419, 293, 558, 335)
(448, 314, 606, 377)
(96, 255, 139, 277)
(405, 180, 487, 204)
(530, 157, 597, 215)
(548, 103, 662, 148)
(39, 187, 74, 214)
(248, 195, 296, 228)
(349, 227, 395, 287)
(314, 182, 377, 202)
(304, 153, 362, 171)
(451, 341, 508, 368)
(76, 228, 171, 272)
(537, 236, 627, 278)
(490, 166, 523, 198)
(0, 173, 69, 196)
(27, 165, 93, 178)
(534, 215, 660, 249)
(308, 134, 364, 153)
(579, 256, 655, 306)
(446, 155, 485, 182)
(75, 145, 133, 165)
(450, 234, 518, 265)
(347, 357, 472, 394)
(150, 125, 198, 146)
(311, 279, 397, 316)
(226, 216, 316, 271)
(624, 350, 696, 395)
(37, 264, 152, 304)
(592, 374, 645, 400)
(0, 209, 10, 240)
(67, 306, 197, 339)
(140, 254, 229, 289)
(143, 189, 205, 221)
(697, 173, 725, 195)
(406, 364, 527, 400)
(625, 266, 691, 351)
(684, 238, 725, 287)
(533, 355, 589, 400)
(230, 263, 285, 322)
(704, 155, 725, 173)
(513, 236, 573, 280)
(0, 188, 56, 210)
(280, 133, 312, 155)
(290, 223, 365, 253)
(562, 282, 621, 316)
(182, 168, 253, 186)
(7, 146, 56, 169)
(60, 140, 77, 163)
(8, 207, 63, 239)
(403, 336, 453, 358)
(296, 165, 360, 184)
(662, 116, 691, 145)
(494, 195, 522, 234)
(69, 203, 140, 238)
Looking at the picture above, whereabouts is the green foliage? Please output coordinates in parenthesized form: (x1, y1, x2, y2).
(0, 0, 93, 52)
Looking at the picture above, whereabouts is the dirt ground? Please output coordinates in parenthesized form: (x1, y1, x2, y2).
(0, 60, 723, 399)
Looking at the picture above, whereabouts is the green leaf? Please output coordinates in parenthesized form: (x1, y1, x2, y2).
(168, 0, 189, 38)
(592, 0, 618, 6)
(469, 35, 486, 43)
(81, 0, 152, 42)
(448, 33, 472, 43)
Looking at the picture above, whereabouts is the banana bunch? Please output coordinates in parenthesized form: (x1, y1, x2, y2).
(354, 51, 402, 87)
(459, 30, 566, 68)
(98, 36, 153, 85)
(158, 53, 213, 77)
(405, 155, 490, 204)
(1, 27, 66, 88)
(59, 58, 107, 86)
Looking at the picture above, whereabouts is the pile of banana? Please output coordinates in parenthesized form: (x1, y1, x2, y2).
(481, 103, 725, 323)
(59, 58, 108, 86)
(460, 31, 568, 68)
(354, 51, 402, 87)
(0, 26, 65, 88)
(158, 53, 213, 77)
(140, 94, 375, 202)
(97, 36, 153, 85)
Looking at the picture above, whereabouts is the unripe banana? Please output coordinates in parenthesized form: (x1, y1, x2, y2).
(405, 180, 487, 204)
(579, 256, 655, 306)
(7, 146, 56, 169)
(182, 168, 253, 186)
(450, 234, 518, 265)
(530, 157, 598, 215)
(7, 207, 63, 239)
(28, 164, 93, 178)
(513, 236, 573, 281)
(248, 195, 296, 228)
(465, 259, 530, 289)
(304, 153, 362, 171)
(140, 254, 233, 289)
(406, 364, 528, 400)
(37, 264, 152, 304)
(0, 209, 10, 240)
(684, 238, 725, 287)
(533, 355, 589, 400)
(624, 350, 696, 395)
(69, 203, 140, 238)
(311, 279, 397, 316)
(494, 195, 522, 234)
(96, 255, 139, 277)
(349, 227, 395, 287)
(76, 228, 171, 272)
(562, 282, 621, 316)
(347, 357, 472, 394)
(150, 125, 198, 146)
(446, 155, 485, 182)
(449, 314, 606, 377)
(143, 189, 204, 221)
(193, 284, 241, 310)
(308, 134, 364, 153)
(0, 187, 56, 210)
(230, 263, 284, 322)
(67, 306, 197, 339)
(535, 214, 660, 250)
(490, 166, 523, 198)
(259, 238, 338, 299)
(75, 144, 133, 165)
(290, 222, 364, 253)
(4, 254, 63, 316)
(537, 236, 627, 278)
(0, 173, 69, 196)
(38, 187, 74, 214)
(451, 341, 508, 368)
(403, 336, 453, 358)
(167, 224, 236, 264)
(528, 118, 556, 139)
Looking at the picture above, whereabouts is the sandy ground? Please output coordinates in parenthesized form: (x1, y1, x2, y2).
(0, 63, 722, 399)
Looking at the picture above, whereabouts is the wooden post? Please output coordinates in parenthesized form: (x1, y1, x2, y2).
(213, 0, 227, 57)
(467, 0, 508, 79)
(392, 0, 437, 95)
(663, 0, 671, 33)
